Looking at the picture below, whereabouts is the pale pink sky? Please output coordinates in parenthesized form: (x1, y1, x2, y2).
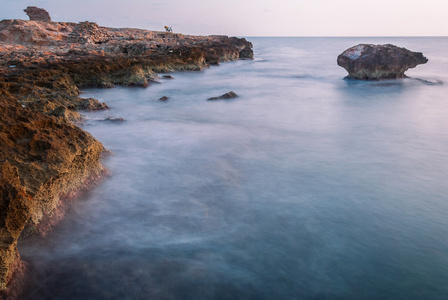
(1, 0, 447, 36)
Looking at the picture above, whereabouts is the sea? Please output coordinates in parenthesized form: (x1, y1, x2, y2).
(18, 37, 448, 300)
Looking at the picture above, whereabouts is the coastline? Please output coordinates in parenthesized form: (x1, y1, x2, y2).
(0, 18, 253, 297)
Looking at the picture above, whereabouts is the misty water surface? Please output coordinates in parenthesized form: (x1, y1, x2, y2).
(19, 37, 448, 300)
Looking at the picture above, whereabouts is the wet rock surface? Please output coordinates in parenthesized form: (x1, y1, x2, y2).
(337, 44, 428, 80)
(103, 116, 125, 122)
(207, 91, 239, 100)
(0, 12, 253, 296)
(0, 100, 106, 295)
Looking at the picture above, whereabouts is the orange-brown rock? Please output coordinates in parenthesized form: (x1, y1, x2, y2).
(68, 21, 111, 44)
(0, 16, 253, 297)
(0, 98, 106, 295)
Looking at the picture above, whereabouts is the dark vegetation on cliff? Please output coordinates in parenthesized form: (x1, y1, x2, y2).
(0, 8, 253, 296)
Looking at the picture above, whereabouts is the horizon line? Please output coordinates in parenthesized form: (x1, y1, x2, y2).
(240, 35, 448, 38)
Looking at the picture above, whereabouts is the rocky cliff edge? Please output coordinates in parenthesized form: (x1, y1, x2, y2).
(0, 16, 253, 297)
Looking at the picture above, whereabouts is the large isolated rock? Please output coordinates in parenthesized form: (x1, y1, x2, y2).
(337, 44, 428, 80)
(23, 6, 52, 22)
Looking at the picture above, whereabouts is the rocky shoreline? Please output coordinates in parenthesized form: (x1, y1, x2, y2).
(0, 9, 253, 297)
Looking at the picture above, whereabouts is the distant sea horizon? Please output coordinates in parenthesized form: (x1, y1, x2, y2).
(241, 35, 448, 39)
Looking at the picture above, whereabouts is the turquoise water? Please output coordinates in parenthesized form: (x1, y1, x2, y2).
(19, 37, 448, 299)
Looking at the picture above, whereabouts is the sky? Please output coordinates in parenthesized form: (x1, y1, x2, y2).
(1, 0, 447, 37)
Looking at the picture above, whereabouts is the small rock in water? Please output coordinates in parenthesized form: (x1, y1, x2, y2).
(80, 98, 109, 110)
(104, 116, 125, 122)
(413, 78, 444, 86)
(99, 81, 115, 88)
(207, 91, 239, 100)
(162, 75, 174, 79)
(158, 96, 169, 101)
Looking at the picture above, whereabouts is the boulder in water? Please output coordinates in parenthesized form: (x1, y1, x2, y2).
(337, 44, 428, 80)
(103, 116, 125, 122)
(207, 91, 239, 100)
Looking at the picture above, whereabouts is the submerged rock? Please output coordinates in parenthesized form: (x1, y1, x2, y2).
(207, 91, 239, 100)
(103, 116, 125, 122)
(23, 6, 51, 22)
(158, 96, 169, 101)
(337, 44, 428, 80)
(162, 75, 174, 79)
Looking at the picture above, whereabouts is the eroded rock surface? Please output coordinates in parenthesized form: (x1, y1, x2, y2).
(0, 13, 253, 296)
(337, 44, 428, 80)
(67, 21, 111, 44)
(0, 99, 106, 294)
(23, 6, 52, 22)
